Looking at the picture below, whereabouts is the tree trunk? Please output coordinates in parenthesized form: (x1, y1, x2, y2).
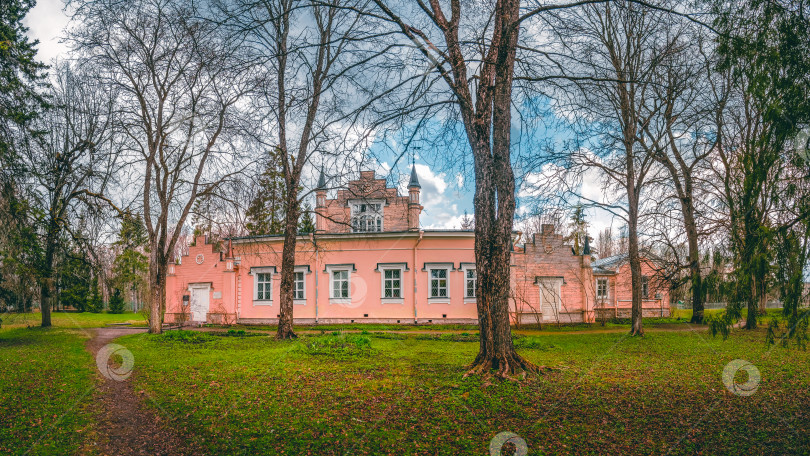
(148, 251, 167, 334)
(466, 0, 537, 378)
(276, 189, 299, 340)
(627, 197, 644, 336)
(683, 205, 704, 324)
(39, 226, 58, 327)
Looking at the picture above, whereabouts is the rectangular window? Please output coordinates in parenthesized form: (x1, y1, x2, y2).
(383, 269, 401, 298)
(642, 276, 649, 299)
(597, 278, 608, 300)
(294, 271, 305, 300)
(256, 272, 272, 300)
(465, 268, 476, 298)
(430, 269, 448, 298)
(332, 270, 349, 298)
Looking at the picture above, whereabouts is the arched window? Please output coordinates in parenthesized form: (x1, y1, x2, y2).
(351, 201, 383, 232)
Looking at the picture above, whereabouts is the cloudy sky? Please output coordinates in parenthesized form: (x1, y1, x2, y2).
(23, 0, 618, 235)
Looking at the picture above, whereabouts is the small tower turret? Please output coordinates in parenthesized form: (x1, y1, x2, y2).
(315, 168, 327, 232)
(408, 165, 422, 231)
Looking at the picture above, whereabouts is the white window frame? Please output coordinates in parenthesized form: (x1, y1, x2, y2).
(596, 277, 609, 301)
(425, 265, 452, 302)
(251, 266, 276, 306)
(460, 263, 476, 303)
(325, 264, 355, 304)
(376, 263, 407, 304)
(293, 266, 310, 305)
(350, 199, 385, 233)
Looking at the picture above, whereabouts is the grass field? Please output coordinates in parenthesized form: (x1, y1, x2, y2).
(1, 310, 805, 455)
(116, 326, 809, 455)
(0, 311, 146, 330)
(0, 328, 97, 455)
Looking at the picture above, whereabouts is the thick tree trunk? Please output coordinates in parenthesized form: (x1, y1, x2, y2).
(466, 0, 537, 378)
(745, 272, 758, 329)
(148, 252, 167, 334)
(40, 227, 58, 327)
(276, 190, 299, 340)
(627, 198, 644, 336)
(683, 205, 704, 324)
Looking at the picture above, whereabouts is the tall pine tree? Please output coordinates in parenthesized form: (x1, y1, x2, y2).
(245, 147, 286, 236)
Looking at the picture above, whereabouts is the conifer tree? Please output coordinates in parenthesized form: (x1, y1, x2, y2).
(245, 147, 286, 236)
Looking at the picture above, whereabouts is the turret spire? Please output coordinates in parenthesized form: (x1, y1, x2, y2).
(408, 164, 420, 189)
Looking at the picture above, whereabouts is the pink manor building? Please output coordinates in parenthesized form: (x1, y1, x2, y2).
(164, 168, 670, 325)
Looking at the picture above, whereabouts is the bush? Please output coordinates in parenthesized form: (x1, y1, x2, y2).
(108, 289, 126, 314)
(87, 283, 103, 313)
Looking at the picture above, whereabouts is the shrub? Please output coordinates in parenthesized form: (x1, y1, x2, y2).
(87, 283, 103, 313)
(108, 289, 126, 314)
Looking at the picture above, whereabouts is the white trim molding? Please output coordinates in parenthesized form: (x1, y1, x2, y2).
(251, 266, 275, 306)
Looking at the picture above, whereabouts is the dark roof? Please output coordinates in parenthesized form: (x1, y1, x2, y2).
(408, 165, 421, 188)
(316, 168, 326, 190)
(591, 253, 627, 269)
(591, 251, 665, 274)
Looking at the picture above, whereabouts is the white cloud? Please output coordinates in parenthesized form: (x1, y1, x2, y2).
(24, 0, 71, 65)
(406, 164, 466, 229)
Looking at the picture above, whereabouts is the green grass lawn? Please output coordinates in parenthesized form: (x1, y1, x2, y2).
(117, 327, 810, 455)
(0, 328, 97, 455)
(1, 311, 146, 330)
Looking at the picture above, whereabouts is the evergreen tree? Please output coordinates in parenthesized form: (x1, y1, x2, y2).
(566, 204, 588, 255)
(87, 279, 103, 313)
(0, 0, 48, 169)
(108, 288, 125, 314)
(113, 211, 148, 310)
(245, 147, 286, 236)
(298, 204, 315, 234)
(58, 250, 92, 312)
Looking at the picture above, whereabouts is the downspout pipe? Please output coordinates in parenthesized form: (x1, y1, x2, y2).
(413, 230, 424, 324)
(310, 232, 319, 324)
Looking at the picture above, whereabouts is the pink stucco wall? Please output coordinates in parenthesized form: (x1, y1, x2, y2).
(166, 232, 482, 324)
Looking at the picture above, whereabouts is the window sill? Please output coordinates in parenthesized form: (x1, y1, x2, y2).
(253, 300, 273, 306)
(293, 299, 307, 306)
(380, 298, 404, 304)
(427, 298, 450, 304)
(329, 298, 351, 305)
(463, 298, 476, 304)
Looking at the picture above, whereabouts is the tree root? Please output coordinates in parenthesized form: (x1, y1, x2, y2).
(464, 351, 550, 380)
(274, 329, 298, 340)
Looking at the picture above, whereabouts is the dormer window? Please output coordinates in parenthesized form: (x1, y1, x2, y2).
(351, 200, 383, 232)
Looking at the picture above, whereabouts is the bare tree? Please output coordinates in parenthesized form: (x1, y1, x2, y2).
(541, 1, 687, 336)
(71, 0, 257, 333)
(220, 0, 386, 339)
(370, 0, 546, 377)
(21, 63, 120, 327)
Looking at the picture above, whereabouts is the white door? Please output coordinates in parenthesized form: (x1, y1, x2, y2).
(189, 285, 210, 322)
(538, 279, 562, 322)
